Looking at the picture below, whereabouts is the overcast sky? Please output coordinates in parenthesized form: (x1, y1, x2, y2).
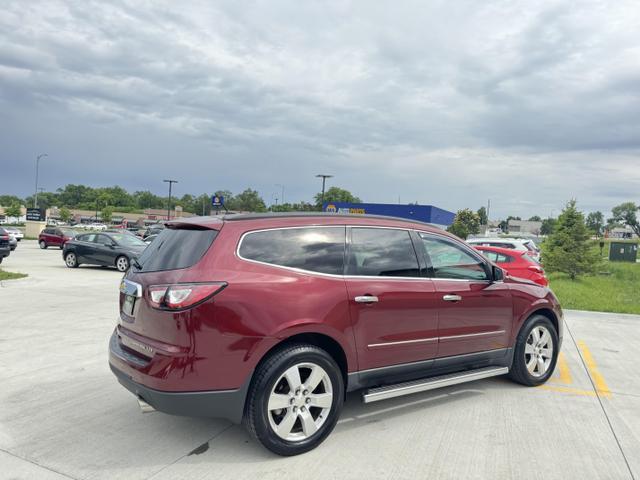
(1, 0, 639, 218)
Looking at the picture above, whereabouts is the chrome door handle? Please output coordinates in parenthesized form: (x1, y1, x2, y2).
(355, 295, 379, 304)
(443, 294, 462, 302)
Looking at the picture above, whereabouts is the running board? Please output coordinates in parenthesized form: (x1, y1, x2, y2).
(362, 366, 509, 404)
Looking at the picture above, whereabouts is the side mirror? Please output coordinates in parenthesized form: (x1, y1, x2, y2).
(492, 265, 505, 282)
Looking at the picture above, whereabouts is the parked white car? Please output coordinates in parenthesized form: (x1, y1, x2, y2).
(86, 223, 108, 231)
(3, 226, 24, 241)
(467, 237, 541, 262)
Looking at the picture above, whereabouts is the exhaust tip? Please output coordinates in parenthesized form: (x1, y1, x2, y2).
(137, 397, 156, 413)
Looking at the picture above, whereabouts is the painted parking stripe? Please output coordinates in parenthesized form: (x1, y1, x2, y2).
(577, 340, 612, 398)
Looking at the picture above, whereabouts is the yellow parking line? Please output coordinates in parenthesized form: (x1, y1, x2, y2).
(577, 341, 611, 398)
(539, 385, 597, 396)
(556, 352, 572, 385)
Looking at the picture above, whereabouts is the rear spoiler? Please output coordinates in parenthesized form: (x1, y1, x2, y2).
(164, 217, 224, 230)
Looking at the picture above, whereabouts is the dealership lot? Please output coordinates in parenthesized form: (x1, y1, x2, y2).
(1, 241, 639, 479)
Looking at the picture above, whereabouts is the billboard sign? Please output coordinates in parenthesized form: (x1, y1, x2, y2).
(26, 208, 44, 222)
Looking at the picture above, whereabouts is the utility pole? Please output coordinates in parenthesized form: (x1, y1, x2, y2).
(163, 179, 178, 220)
(487, 199, 491, 225)
(35, 153, 48, 208)
(276, 184, 285, 205)
(315, 174, 333, 211)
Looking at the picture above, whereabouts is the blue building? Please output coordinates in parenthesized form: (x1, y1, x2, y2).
(323, 202, 455, 228)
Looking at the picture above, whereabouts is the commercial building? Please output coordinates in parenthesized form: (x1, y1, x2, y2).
(323, 202, 455, 228)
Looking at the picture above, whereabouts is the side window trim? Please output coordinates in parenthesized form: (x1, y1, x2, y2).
(417, 231, 492, 282)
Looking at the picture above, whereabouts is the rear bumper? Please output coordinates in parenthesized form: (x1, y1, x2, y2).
(110, 363, 250, 424)
(109, 330, 251, 423)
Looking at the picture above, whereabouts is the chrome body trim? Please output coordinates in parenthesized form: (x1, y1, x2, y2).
(439, 330, 506, 341)
(368, 337, 438, 348)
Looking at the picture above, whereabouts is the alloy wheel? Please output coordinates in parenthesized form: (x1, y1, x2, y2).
(116, 257, 129, 272)
(525, 325, 554, 377)
(267, 362, 333, 441)
(65, 253, 76, 267)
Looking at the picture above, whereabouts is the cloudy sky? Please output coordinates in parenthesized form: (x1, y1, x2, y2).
(1, 0, 638, 218)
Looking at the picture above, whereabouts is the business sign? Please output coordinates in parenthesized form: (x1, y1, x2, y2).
(26, 208, 44, 222)
(211, 195, 224, 207)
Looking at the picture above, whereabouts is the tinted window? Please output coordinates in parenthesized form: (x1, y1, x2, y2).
(136, 228, 218, 272)
(110, 233, 145, 247)
(347, 228, 420, 277)
(95, 234, 112, 245)
(489, 242, 515, 249)
(239, 227, 345, 275)
(78, 234, 96, 242)
(420, 234, 488, 280)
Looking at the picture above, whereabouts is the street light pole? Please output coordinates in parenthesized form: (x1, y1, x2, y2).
(276, 183, 285, 205)
(163, 179, 178, 220)
(35, 153, 48, 208)
(315, 174, 333, 211)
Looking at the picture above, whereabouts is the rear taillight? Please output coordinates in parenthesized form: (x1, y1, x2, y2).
(147, 282, 227, 310)
(0, 235, 7, 240)
(528, 265, 544, 274)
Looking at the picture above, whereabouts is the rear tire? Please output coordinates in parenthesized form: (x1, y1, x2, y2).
(115, 256, 129, 272)
(39, 240, 47, 249)
(65, 252, 79, 268)
(509, 315, 558, 386)
(244, 344, 344, 456)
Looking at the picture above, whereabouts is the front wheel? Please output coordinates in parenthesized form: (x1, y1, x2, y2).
(65, 252, 79, 268)
(244, 344, 344, 456)
(115, 256, 129, 272)
(509, 315, 559, 386)
(39, 240, 47, 249)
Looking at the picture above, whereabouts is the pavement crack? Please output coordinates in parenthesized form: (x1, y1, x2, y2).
(144, 423, 234, 480)
(0, 447, 79, 480)
(564, 320, 636, 480)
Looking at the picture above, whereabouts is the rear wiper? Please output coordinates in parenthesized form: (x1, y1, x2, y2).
(132, 258, 143, 270)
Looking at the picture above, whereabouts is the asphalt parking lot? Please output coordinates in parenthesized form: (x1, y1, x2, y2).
(1, 241, 639, 480)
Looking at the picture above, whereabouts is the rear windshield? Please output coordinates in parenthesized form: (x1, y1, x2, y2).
(135, 228, 218, 272)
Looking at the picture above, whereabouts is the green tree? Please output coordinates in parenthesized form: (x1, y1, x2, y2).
(610, 202, 640, 237)
(314, 187, 361, 209)
(59, 207, 72, 224)
(542, 200, 600, 280)
(5, 204, 21, 218)
(477, 206, 488, 225)
(101, 206, 114, 224)
(540, 218, 557, 235)
(447, 209, 480, 240)
(586, 211, 604, 237)
(0, 195, 23, 207)
(528, 215, 542, 222)
(234, 189, 267, 212)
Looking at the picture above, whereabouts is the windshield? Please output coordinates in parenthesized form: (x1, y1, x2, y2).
(111, 234, 145, 247)
(61, 229, 76, 237)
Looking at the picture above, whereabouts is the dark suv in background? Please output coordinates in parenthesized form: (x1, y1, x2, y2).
(109, 214, 562, 456)
(0, 227, 11, 263)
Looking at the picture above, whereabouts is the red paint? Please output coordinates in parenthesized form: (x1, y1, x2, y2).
(474, 245, 549, 287)
(109, 215, 561, 395)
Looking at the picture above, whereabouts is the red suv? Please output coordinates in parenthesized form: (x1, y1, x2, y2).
(109, 214, 562, 455)
(39, 227, 76, 249)
(474, 245, 549, 286)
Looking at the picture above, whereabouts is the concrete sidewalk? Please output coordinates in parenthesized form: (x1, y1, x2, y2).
(1, 241, 637, 479)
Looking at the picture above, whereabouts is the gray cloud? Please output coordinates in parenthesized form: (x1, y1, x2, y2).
(1, 0, 639, 218)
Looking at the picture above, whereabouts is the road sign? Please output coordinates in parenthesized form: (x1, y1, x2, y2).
(211, 195, 224, 207)
(26, 208, 44, 221)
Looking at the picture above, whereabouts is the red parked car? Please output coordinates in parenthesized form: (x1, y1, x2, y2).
(109, 214, 562, 455)
(473, 246, 548, 287)
(39, 227, 77, 249)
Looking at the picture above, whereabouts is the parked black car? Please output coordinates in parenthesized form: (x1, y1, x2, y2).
(62, 232, 147, 272)
(0, 228, 11, 263)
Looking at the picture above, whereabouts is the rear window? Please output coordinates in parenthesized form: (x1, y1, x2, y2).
(239, 227, 345, 275)
(136, 228, 218, 272)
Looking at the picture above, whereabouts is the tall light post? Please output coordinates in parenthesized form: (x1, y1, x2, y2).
(163, 179, 178, 220)
(35, 153, 48, 208)
(315, 174, 333, 211)
(276, 183, 285, 205)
